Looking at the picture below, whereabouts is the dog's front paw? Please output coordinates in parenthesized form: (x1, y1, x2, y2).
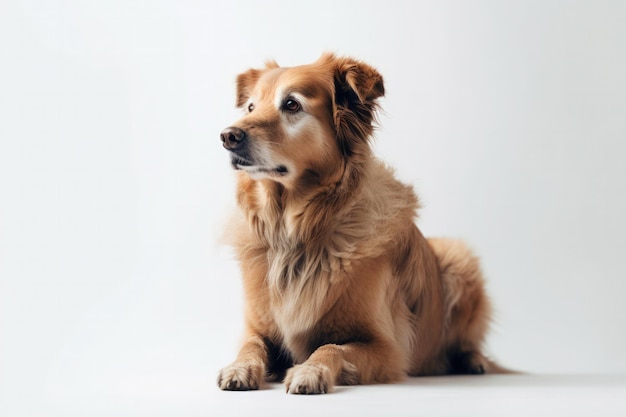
(285, 363, 334, 394)
(217, 362, 263, 391)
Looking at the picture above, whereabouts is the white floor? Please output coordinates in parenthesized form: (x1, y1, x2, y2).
(211, 374, 626, 417)
(28, 373, 625, 417)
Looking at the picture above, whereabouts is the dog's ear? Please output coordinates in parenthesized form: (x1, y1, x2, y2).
(235, 61, 280, 108)
(324, 54, 385, 162)
(335, 58, 385, 104)
(235, 68, 261, 107)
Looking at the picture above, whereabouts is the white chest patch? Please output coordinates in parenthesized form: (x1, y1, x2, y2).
(265, 240, 344, 357)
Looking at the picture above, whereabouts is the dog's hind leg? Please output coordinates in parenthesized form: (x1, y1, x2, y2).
(427, 237, 492, 375)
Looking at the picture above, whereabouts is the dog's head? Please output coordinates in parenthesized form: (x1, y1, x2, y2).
(220, 53, 384, 188)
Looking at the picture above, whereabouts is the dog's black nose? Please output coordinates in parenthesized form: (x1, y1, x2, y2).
(220, 127, 247, 150)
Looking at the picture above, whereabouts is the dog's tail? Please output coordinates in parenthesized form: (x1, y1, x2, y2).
(484, 357, 523, 375)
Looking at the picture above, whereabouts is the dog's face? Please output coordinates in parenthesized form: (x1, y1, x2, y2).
(221, 54, 385, 188)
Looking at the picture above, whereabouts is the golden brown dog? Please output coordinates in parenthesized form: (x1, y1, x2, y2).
(217, 53, 497, 394)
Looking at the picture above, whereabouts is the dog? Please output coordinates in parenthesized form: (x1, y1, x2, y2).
(217, 53, 499, 394)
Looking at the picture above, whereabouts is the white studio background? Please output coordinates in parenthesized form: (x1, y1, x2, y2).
(1, 0, 625, 415)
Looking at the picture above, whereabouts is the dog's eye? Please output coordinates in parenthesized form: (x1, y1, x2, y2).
(283, 99, 301, 113)
(247, 103, 255, 113)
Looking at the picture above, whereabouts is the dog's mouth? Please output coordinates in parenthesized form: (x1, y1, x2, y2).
(230, 154, 288, 176)
(230, 155, 253, 168)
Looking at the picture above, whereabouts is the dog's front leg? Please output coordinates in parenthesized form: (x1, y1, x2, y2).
(217, 333, 268, 391)
(284, 341, 403, 394)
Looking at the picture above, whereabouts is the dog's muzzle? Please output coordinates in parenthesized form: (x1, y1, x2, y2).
(220, 126, 289, 175)
(220, 126, 247, 151)
(220, 126, 255, 170)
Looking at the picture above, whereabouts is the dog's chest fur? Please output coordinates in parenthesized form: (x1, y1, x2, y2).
(264, 210, 351, 360)
(239, 180, 377, 361)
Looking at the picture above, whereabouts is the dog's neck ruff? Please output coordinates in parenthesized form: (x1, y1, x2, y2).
(237, 162, 376, 292)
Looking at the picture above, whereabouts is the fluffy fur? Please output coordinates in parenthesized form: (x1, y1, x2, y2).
(217, 53, 498, 394)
